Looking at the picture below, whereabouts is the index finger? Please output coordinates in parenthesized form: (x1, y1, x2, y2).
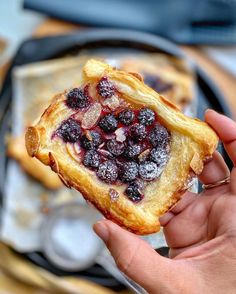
(205, 109, 236, 166)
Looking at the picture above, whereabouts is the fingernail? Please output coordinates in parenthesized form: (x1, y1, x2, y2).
(205, 109, 215, 114)
(206, 109, 220, 115)
(93, 221, 109, 243)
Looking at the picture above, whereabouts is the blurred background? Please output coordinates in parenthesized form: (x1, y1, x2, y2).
(0, 0, 235, 293)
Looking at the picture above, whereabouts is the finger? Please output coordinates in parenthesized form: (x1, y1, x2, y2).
(160, 192, 197, 226)
(169, 240, 206, 259)
(93, 220, 175, 292)
(171, 192, 197, 214)
(198, 151, 230, 185)
(230, 168, 236, 194)
(159, 211, 175, 227)
(205, 109, 236, 166)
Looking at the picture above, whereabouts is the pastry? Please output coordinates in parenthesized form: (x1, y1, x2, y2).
(8, 136, 63, 190)
(120, 54, 194, 110)
(25, 59, 218, 235)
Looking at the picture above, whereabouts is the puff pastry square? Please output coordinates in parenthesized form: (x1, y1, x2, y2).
(8, 136, 63, 190)
(25, 59, 218, 235)
(119, 54, 195, 110)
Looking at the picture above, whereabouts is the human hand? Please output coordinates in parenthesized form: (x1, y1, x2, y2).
(94, 110, 236, 294)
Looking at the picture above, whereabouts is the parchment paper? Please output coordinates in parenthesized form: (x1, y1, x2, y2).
(1, 56, 89, 251)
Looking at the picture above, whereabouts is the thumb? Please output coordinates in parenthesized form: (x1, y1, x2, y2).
(93, 220, 176, 292)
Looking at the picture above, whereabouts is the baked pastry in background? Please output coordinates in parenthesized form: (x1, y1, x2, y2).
(8, 57, 86, 189)
(25, 59, 218, 234)
(120, 54, 194, 110)
(8, 136, 63, 190)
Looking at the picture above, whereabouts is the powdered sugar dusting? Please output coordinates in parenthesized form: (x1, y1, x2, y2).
(54, 81, 173, 203)
(150, 147, 169, 166)
(97, 160, 118, 183)
(139, 161, 161, 181)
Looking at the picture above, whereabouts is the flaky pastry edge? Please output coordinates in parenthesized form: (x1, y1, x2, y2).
(25, 59, 218, 234)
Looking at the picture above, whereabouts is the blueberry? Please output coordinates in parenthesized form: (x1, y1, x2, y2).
(138, 108, 155, 126)
(144, 75, 173, 93)
(139, 161, 160, 181)
(57, 118, 81, 143)
(150, 147, 169, 166)
(66, 88, 89, 109)
(149, 123, 170, 148)
(129, 123, 147, 141)
(80, 131, 102, 150)
(99, 114, 118, 133)
(83, 150, 100, 169)
(118, 109, 135, 126)
(119, 161, 139, 182)
(125, 181, 144, 203)
(97, 160, 118, 183)
(153, 78, 173, 93)
(124, 144, 142, 159)
(143, 74, 158, 90)
(107, 139, 125, 156)
(97, 77, 115, 98)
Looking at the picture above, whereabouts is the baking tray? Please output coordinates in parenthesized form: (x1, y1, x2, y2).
(0, 29, 232, 290)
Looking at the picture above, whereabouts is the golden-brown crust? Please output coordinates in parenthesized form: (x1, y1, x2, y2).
(8, 136, 63, 190)
(25, 59, 218, 235)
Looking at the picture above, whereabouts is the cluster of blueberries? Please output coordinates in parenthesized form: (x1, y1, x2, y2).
(56, 78, 170, 202)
